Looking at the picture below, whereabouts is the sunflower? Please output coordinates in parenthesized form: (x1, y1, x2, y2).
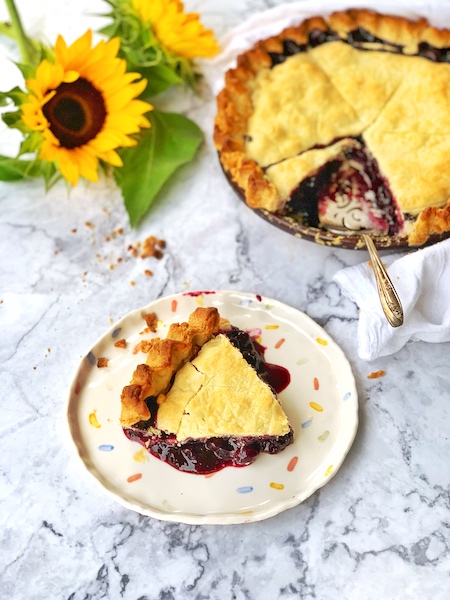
(20, 30, 153, 186)
(132, 0, 219, 59)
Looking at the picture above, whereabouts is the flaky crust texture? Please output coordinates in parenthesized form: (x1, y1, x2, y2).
(214, 8, 450, 244)
(120, 307, 221, 427)
(408, 200, 450, 246)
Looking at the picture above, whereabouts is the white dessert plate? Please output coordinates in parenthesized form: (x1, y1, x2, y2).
(66, 290, 358, 524)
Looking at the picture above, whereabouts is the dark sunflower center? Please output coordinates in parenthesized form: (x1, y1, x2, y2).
(43, 78, 107, 149)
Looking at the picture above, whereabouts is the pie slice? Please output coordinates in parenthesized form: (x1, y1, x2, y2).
(214, 9, 450, 245)
(120, 307, 293, 474)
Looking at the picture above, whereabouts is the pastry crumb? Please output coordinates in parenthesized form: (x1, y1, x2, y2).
(130, 281, 135, 286)
(144, 269, 153, 277)
(97, 357, 109, 368)
(141, 236, 166, 259)
(127, 236, 166, 261)
(114, 339, 127, 348)
(85, 221, 94, 229)
(144, 312, 158, 332)
(367, 370, 385, 379)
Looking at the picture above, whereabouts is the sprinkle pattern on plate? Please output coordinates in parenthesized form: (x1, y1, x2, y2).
(66, 290, 358, 525)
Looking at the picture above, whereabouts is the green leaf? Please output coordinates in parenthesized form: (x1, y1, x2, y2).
(15, 61, 35, 80)
(0, 155, 43, 181)
(138, 64, 182, 97)
(0, 86, 27, 107)
(41, 161, 59, 189)
(114, 110, 203, 226)
(2, 109, 28, 132)
(19, 131, 42, 155)
(98, 23, 119, 38)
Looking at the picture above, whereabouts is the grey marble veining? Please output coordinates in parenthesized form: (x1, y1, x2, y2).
(1, 1, 450, 598)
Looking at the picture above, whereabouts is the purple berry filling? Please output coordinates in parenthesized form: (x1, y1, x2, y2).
(283, 141, 403, 236)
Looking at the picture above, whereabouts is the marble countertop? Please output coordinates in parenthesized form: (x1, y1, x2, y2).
(1, 1, 450, 598)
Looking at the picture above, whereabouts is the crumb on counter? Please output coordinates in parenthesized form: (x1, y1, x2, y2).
(126, 236, 166, 262)
(367, 370, 385, 379)
(130, 281, 135, 286)
(144, 269, 153, 277)
(141, 236, 166, 259)
(85, 222, 94, 229)
(127, 243, 140, 258)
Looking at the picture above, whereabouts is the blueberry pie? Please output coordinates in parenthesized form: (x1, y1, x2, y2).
(214, 9, 450, 245)
(120, 307, 293, 474)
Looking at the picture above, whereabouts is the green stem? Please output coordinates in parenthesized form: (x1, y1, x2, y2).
(0, 20, 15, 39)
(3, 0, 33, 64)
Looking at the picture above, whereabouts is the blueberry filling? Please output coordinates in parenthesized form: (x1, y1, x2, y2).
(123, 328, 293, 474)
(268, 26, 450, 66)
(283, 141, 403, 235)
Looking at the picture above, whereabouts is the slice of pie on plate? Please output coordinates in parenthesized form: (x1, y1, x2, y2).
(120, 307, 293, 474)
(214, 9, 450, 246)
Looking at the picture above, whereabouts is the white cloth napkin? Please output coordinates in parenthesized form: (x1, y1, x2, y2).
(333, 239, 450, 360)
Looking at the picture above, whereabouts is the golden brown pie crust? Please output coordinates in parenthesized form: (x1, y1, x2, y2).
(214, 9, 450, 245)
(157, 334, 291, 441)
(120, 307, 222, 426)
(120, 307, 291, 443)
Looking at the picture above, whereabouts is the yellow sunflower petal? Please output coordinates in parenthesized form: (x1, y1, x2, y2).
(97, 149, 123, 167)
(63, 70, 79, 83)
(89, 130, 132, 152)
(74, 147, 99, 183)
(54, 35, 69, 67)
(106, 79, 148, 112)
(58, 149, 80, 186)
(65, 30, 93, 67)
(39, 139, 58, 162)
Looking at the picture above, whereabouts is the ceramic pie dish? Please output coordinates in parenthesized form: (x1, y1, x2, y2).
(66, 291, 358, 524)
(214, 8, 450, 250)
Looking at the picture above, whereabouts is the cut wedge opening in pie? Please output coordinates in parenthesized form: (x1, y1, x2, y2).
(214, 9, 450, 246)
(120, 307, 293, 474)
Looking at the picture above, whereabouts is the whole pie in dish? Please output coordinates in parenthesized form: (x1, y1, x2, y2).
(120, 307, 293, 474)
(214, 9, 450, 246)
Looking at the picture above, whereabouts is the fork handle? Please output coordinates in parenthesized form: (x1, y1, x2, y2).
(362, 234, 404, 328)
